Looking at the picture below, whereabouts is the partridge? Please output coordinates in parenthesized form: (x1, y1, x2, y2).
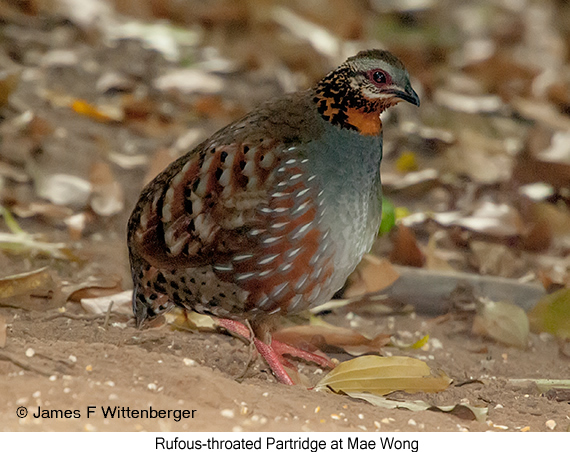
(128, 49, 420, 384)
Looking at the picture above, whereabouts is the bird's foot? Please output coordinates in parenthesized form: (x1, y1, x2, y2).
(218, 318, 334, 385)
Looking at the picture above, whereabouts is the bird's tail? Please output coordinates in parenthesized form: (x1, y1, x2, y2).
(129, 251, 171, 328)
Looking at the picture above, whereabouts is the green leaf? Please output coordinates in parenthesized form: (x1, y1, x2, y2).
(379, 197, 396, 236)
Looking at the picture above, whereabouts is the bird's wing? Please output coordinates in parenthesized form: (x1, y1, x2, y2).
(128, 115, 335, 313)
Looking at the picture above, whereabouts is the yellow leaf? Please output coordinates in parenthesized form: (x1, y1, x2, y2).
(315, 355, 451, 395)
(71, 99, 122, 122)
(528, 289, 570, 340)
(411, 334, 430, 349)
(0, 267, 64, 311)
(396, 151, 419, 173)
(165, 308, 216, 330)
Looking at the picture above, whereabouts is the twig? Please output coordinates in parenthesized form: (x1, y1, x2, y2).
(34, 351, 75, 368)
(0, 350, 55, 376)
(42, 312, 105, 322)
(103, 300, 114, 329)
(235, 319, 256, 383)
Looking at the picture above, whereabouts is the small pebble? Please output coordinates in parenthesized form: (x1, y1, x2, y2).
(314, 406, 321, 414)
(374, 420, 381, 430)
(183, 358, 196, 366)
(147, 383, 157, 391)
(520, 426, 531, 432)
(430, 338, 443, 350)
(68, 355, 77, 363)
(49, 375, 57, 381)
(25, 348, 35, 358)
(84, 423, 97, 432)
(32, 391, 41, 398)
(221, 409, 235, 419)
(545, 420, 556, 430)
(408, 419, 417, 426)
(85, 365, 93, 372)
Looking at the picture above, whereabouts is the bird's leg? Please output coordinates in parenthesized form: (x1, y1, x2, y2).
(217, 318, 334, 385)
(217, 318, 294, 384)
(271, 340, 334, 369)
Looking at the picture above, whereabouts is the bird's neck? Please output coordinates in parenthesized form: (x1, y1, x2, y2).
(313, 68, 383, 136)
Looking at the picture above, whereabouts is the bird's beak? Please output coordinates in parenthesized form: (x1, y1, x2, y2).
(392, 85, 420, 107)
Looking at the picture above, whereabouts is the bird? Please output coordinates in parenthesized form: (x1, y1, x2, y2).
(127, 49, 420, 385)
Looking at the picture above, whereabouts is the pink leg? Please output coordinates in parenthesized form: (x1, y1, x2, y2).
(252, 337, 295, 385)
(271, 340, 335, 369)
(217, 318, 333, 385)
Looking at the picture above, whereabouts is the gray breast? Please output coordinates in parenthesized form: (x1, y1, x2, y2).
(304, 121, 383, 294)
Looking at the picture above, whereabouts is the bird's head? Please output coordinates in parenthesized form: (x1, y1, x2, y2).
(314, 49, 420, 136)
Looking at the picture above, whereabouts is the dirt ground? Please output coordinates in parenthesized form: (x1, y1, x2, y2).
(1, 301, 569, 432)
(1, 1, 570, 434)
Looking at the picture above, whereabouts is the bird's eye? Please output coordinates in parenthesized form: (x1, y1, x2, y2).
(372, 71, 386, 84)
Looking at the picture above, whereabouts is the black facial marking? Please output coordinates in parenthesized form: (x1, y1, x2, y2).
(313, 66, 380, 131)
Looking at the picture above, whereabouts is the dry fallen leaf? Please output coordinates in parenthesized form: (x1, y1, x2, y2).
(472, 299, 529, 348)
(165, 308, 217, 330)
(65, 275, 124, 301)
(527, 289, 570, 340)
(344, 255, 400, 299)
(273, 322, 391, 356)
(35, 173, 92, 208)
(346, 392, 487, 422)
(0, 206, 77, 259)
(80, 290, 133, 316)
(389, 225, 425, 267)
(0, 267, 64, 311)
(456, 202, 524, 237)
(530, 202, 570, 242)
(89, 161, 125, 217)
(71, 99, 123, 122)
(0, 315, 6, 348)
(315, 355, 451, 395)
(0, 70, 20, 107)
